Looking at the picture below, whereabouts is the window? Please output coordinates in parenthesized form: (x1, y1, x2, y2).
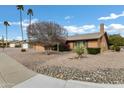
(74, 41, 85, 48)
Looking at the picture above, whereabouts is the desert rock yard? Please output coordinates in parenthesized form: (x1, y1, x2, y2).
(1, 48, 124, 84)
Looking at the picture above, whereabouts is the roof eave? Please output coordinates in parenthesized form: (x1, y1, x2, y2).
(66, 37, 100, 42)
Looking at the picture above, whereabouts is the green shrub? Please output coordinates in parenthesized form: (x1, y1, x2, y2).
(110, 45, 120, 52)
(74, 46, 84, 58)
(21, 49, 26, 52)
(115, 45, 120, 52)
(15, 44, 21, 48)
(87, 48, 100, 54)
(110, 45, 115, 51)
(53, 44, 70, 51)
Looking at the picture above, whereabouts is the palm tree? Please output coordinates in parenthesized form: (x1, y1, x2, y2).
(16, 5, 24, 47)
(4, 21, 10, 48)
(27, 8, 33, 47)
(27, 8, 33, 26)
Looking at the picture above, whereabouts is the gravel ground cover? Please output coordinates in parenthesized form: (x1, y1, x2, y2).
(32, 65, 124, 84)
(1, 48, 124, 84)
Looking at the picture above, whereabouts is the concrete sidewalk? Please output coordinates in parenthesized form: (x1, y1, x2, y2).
(0, 53, 36, 88)
(14, 74, 124, 88)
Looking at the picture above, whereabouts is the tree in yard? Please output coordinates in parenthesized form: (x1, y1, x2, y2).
(27, 8, 33, 47)
(4, 21, 10, 48)
(109, 34, 124, 52)
(16, 5, 24, 47)
(109, 34, 124, 46)
(27, 21, 68, 54)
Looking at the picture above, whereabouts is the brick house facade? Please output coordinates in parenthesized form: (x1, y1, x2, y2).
(66, 24, 109, 53)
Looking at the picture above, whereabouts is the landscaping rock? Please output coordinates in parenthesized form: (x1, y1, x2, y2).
(31, 65, 124, 84)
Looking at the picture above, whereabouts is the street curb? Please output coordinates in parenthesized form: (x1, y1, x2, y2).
(13, 74, 124, 88)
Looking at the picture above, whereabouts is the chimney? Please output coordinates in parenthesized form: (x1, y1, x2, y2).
(100, 23, 104, 34)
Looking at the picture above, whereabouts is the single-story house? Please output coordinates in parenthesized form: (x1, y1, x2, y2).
(9, 40, 21, 48)
(0, 40, 9, 47)
(66, 24, 109, 53)
(9, 43, 15, 48)
(31, 23, 109, 53)
(9, 40, 29, 48)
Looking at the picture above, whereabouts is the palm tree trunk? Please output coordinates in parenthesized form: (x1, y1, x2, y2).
(20, 10, 24, 47)
(2, 35, 4, 51)
(6, 26, 8, 48)
(30, 15, 31, 26)
(28, 15, 31, 48)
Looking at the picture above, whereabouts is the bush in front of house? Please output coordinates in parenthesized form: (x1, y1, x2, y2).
(21, 49, 26, 52)
(109, 34, 124, 46)
(110, 45, 120, 52)
(115, 46, 121, 52)
(15, 44, 21, 48)
(53, 44, 70, 52)
(110, 45, 115, 51)
(87, 48, 100, 54)
(74, 46, 84, 58)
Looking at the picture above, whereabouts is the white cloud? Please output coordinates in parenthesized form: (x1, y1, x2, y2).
(10, 18, 38, 31)
(98, 11, 124, 20)
(106, 24, 124, 31)
(0, 18, 38, 29)
(0, 18, 38, 32)
(11, 18, 38, 26)
(103, 24, 124, 37)
(16, 36, 22, 40)
(64, 24, 124, 37)
(120, 34, 124, 37)
(64, 16, 74, 20)
(64, 24, 96, 35)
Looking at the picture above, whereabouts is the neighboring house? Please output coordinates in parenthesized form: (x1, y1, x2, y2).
(66, 24, 109, 53)
(0, 39, 29, 48)
(0, 40, 3, 47)
(9, 40, 29, 48)
(9, 43, 15, 48)
(9, 40, 21, 48)
(31, 23, 109, 53)
(0, 40, 9, 47)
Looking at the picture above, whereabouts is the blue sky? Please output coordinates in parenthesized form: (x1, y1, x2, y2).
(0, 5, 124, 40)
